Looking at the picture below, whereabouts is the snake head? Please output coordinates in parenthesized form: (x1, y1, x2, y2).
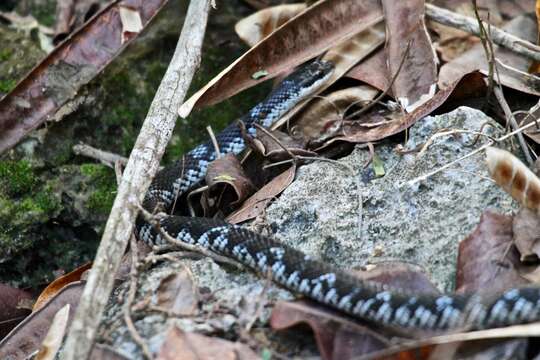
(284, 59, 335, 94)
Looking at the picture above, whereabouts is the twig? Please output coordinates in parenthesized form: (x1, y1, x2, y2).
(346, 40, 412, 119)
(73, 143, 128, 169)
(425, 4, 540, 62)
(206, 125, 221, 158)
(60, 2, 212, 359)
(408, 119, 540, 185)
(493, 86, 534, 165)
(472, 0, 494, 107)
(123, 235, 152, 359)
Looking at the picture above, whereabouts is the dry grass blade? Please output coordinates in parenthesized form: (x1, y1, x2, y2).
(179, 0, 383, 117)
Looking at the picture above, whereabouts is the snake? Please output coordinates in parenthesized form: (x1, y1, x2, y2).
(136, 59, 540, 331)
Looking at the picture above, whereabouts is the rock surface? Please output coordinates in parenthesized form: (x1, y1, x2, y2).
(260, 106, 517, 291)
(98, 107, 520, 358)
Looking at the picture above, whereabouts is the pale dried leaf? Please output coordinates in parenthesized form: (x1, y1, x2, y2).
(235, 3, 307, 47)
(513, 208, 540, 263)
(35, 304, 70, 360)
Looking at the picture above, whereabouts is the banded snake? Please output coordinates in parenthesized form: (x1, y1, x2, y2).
(137, 59, 540, 331)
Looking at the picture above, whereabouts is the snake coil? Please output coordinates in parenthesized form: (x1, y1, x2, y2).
(137, 60, 540, 331)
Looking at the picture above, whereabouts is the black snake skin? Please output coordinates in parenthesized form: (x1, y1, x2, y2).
(137, 60, 540, 331)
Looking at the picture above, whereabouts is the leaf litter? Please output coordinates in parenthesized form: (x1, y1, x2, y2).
(4, 0, 540, 358)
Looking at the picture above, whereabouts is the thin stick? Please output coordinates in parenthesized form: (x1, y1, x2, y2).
(60, 2, 212, 359)
(493, 86, 533, 165)
(346, 40, 412, 120)
(426, 4, 540, 62)
(206, 125, 221, 158)
(123, 235, 152, 359)
(408, 119, 540, 185)
(73, 143, 128, 169)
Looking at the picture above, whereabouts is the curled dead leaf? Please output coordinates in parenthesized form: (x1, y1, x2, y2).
(35, 304, 70, 360)
(33, 262, 91, 312)
(205, 154, 256, 206)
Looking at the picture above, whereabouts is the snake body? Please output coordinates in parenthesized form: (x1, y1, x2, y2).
(137, 60, 540, 331)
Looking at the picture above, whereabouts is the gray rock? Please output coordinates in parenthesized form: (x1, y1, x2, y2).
(259, 106, 517, 291)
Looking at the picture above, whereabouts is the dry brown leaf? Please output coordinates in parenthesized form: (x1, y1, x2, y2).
(291, 85, 379, 146)
(439, 15, 540, 96)
(33, 262, 91, 312)
(206, 153, 256, 206)
(0, 284, 33, 339)
(456, 211, 527, 294)
(270, 301, 390, 360)
(35, 304, 70, 360)
(383, 0, 438, 112)
(179, 0, 383, 117)
(324, 71, 486, 145)
(271, 22, 386, 134)
(513, 208, 540, 263)
(486, 147, 540, 213)
(235, 3, 307, 47)
(0, 282, 82, 359)
(155, 265, 198, 316)
(227, 166, 296, 224)
(345, 49, 390, 92)
(156, 325, 259, 360)
(243, 125, 314, 160)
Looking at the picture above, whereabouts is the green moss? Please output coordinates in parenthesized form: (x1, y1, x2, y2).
(0, 160, 37, 196)
(0, 48, 12, 61)
(0, 78, 16, 93)
(81, 164, 117, 214)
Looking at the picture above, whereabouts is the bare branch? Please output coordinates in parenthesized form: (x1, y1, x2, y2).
(60, 1, 212, 359)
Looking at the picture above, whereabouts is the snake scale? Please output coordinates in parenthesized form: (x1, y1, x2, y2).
(137, 59, 540, 331)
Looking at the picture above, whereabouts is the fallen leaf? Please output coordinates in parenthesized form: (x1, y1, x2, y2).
(155, 265, 198, 316)
(90, 344, 130, 360)
(345, 49, 391, 92)
(0, 0, 171, 154)
(226, 166, 296, 224)
(235, 3, 307, 47)
(35, 304, 70, 360)
(383, 0, 438, 112)
(156, 325, 259, 360)
(271, 301, 390, 360)
(0, 284, 33, 339)
(291, 85, 379, 147)
(119, 5, 143, 43)
(456, 211, 528, 294)
(179, 0, 383, 117)
(206, 154, 256, 206)
(513, 208, 540, 263)
(324, 71, 487, 145)
(0, 282, 82, 359)
(439, 15, 540, 96)
(33, 262, 91, 312)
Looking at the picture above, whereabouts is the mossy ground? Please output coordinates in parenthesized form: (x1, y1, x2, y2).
(0, 0, 271, 288)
